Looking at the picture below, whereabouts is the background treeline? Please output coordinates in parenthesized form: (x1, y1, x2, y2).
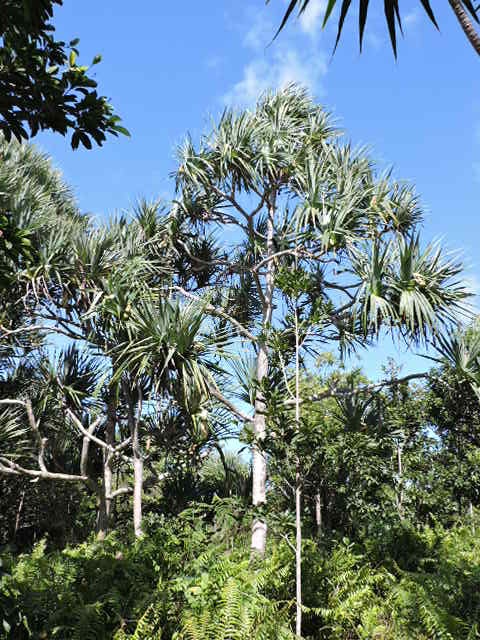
(1, 87, 480, 639)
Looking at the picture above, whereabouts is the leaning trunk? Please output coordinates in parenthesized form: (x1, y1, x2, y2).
(251, 194, 276, 557)
(448, 0, 480, 55)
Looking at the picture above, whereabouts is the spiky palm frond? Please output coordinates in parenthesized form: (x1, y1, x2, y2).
(390, 236, 468, 341)
(271, 0, 479, 57)
(0, 136, 83, 292)
(352, 235, 468, 344)
(433, 322, 480, 401)
(113, 298, 227, 401)
(0, 407, 30, 458)
(42, 345, 104, 411)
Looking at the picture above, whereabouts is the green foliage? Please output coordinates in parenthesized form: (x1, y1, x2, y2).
(0, 1, 128, 147)
(2, 515, 480, 639)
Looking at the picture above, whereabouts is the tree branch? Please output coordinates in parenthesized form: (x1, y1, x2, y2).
(284, 372, 428, 406)
(172, 285, 257, 342)
(0, 457, 88, 482)
(67, 410, 132, 464)
(209, 386, 253, 423)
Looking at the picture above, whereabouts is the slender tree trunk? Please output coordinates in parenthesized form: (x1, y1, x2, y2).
(469, 501, 475, 535)
(315, 491, 322, 537)
(397, 443, 404, 519)
(295, 469, 302, 637)
(96, 488, 108, 540)
(125, 384, 143, 538)
(104, 398, 116, 527)
(294, 304, 302, 638)
(251, 193, 276, 557)
(448, 0, 480, 55)
(78, 414, 108, 540)
(13, 489, 25, 540)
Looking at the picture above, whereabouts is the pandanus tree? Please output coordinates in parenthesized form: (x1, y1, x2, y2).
(173, 84, 467, 557)
(0, 150, 236, 540)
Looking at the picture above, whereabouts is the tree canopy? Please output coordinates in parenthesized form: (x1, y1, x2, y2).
(0, 85, 479, 639)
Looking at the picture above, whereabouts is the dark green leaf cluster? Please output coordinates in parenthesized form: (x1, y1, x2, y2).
(0, 1, 128, 148)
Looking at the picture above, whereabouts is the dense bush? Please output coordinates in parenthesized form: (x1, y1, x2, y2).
(2, 503, 480, 639)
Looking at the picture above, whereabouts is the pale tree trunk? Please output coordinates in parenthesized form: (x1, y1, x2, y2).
(132, 452, 143, 539)
(96, 399, 116, 541)
(95, 489, 108, 540)
(125, 384, 143, 539)
(79, 415, 108, 540)
(104, 398, 116, 527)
(251, 193, 276, 557)
(315, 491, 322, 537)
(397, 443, 404, 519)
(294, 304, 302, 638)
(448, 0, 480, 55)
(13, 489, 25, 540)
(469, 501, 475, 535)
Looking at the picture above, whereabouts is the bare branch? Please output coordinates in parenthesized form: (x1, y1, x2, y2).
(209, 386, 253, 423)
(67, 410, 133, 464)
(0, 324, 48, 337)
(108, 486, 133, 499)
(210, 184, 251, 222)
(0, 457, 88, 483)
(172, 285, 257, 343)
(285, 372, 428, 406)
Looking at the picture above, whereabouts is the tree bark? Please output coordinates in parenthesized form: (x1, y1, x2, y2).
(397, 442, 404, 519)
(125, 384, 143, 538)
(295, 468, 302, 637)
(104, 397, 116, 528)
(13, 489, 25, 541)
(315, 491, 322, 537)
(95, 488, 108, 540)
(294, 304, 302, 638)
(448, 0, 480, 55)
(251, 192, 276, 557)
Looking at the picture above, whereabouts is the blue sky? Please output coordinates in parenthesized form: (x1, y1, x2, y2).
(36, 0, 479, 379)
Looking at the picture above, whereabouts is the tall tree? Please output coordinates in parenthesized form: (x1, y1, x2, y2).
(173, 85, 467, 555)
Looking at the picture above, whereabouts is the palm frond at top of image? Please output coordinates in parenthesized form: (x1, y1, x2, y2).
(271, 0, 480, 57)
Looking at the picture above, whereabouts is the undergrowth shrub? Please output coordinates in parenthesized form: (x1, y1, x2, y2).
(1, 506, 480, 639)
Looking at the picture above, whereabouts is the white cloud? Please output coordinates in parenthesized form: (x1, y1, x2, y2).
(299, 0, 327, 36)
(243, 11, 272, 51)
(223, 46, 327, 107)
(404, 8, 420, 28)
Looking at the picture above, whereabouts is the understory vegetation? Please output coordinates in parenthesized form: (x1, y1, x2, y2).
(2, 86, 480, 638)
